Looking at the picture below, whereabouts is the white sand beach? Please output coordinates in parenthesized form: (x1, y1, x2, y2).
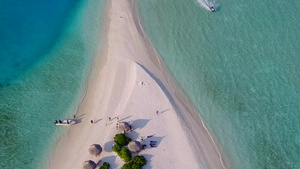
(46, 0, 227, 168)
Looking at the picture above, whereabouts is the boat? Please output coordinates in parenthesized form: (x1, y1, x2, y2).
(54, 119, 76, 126)
(209, 6, 216, 12)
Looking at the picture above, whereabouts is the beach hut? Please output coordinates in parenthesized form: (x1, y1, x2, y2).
(83, 160, 97, 169)
(89, 144, 102, 156)
(116, 122, 132, 133)
(128, 140, 142, 152)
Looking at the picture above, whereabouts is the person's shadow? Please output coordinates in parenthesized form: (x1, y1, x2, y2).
(93, 118, 103, 124)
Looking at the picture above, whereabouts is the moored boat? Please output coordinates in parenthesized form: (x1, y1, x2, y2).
(54, 119, 76, 126)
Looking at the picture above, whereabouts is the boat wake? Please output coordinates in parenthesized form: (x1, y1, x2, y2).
(197, 0, 218, 12)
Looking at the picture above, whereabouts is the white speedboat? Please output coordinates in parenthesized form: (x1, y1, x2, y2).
(54, 119, 76, 126)
(209, 6, 216, 12)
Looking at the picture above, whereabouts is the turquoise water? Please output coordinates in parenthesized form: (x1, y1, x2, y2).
(138, 0, 300, 168)
(0, 0, 106, 168)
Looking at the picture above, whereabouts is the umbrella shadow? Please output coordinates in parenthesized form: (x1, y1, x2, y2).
(104, 140, 114, 152)
(131, 119, 150, 130)
(140, 154, 153, 169)
(99, 155, 117, 168)
(145, 136, 165, 148)
(126, 130, 139, 140)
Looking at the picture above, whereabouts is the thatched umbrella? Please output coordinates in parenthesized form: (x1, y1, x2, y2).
(128, 140, 142, 152)
(89, 144, 102, 156)
(116, 122, 132, 133)
(83, 160, 97, 169)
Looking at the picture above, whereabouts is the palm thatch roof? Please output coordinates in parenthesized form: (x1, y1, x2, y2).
(128, 140, 142, 152)
(83, 160, 97, 169)
(116, 122, 132, 133)
(89, 144, 102, 156)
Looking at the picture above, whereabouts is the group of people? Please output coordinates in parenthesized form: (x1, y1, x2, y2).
(150, 141, 156, 147)
(54, 119, 70, 124)
(140, 137, 157, 148)
(109, 116, 119, 121)
(54, 120, 63, 124)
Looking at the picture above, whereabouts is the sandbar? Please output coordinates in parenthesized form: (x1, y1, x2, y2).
(45, 0, 227, 168)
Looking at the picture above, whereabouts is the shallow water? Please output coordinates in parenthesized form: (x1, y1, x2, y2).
(0, 0, 106, 168)
(137, 0, 300, 168)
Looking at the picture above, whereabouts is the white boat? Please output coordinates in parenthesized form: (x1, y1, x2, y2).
(204, 0, 216, 12)
(54, 119, 76, 126)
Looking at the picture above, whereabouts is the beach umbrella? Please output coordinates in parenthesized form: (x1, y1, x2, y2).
(89, 144, 102, 156)
(128, 140, 142, 152)
(117, 122, 131, 133)
(83, 160, 97, 169)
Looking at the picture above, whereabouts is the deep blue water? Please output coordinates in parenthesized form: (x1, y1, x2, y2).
(0, 0, 105, 168)
(0, 0, 81, 85)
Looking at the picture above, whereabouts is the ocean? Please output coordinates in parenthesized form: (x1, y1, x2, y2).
(1, 0, 299, 168)
(0, 0, 106, 168)
(137, 0, 300, 168)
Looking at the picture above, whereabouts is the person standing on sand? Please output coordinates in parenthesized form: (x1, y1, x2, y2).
(156, 110, 159, 115)
(91, 120, 93, 123)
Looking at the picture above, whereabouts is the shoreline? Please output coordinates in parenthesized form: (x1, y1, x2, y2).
(45, 0, 228, 168)
(130, 0, 229, 168)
